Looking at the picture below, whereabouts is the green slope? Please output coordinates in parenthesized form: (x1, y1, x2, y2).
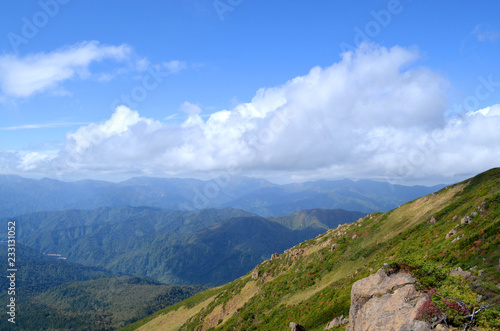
(269, 208, 366, 231)
(126, 168, 500, 331)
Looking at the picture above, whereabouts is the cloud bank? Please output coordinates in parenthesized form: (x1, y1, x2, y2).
(0, 41, 131, 98)
(3, 44, 500, 184)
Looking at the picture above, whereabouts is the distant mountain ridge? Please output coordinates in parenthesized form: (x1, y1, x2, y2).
(0, 174, 444, 217)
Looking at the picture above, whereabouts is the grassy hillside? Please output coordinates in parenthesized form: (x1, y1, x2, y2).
(125, 168, 500, 331)
(269, 208, 366, 231)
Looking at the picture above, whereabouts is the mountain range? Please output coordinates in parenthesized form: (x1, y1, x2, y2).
(0, 175, 444, 217)
(126, 168, 500, 331)
(5, 207, 365, 286)
(0, 173, 451, 330)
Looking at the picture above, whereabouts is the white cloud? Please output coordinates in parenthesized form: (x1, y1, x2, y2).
(471, 24, 499, 43)
(0, 122, 89, 131)
(4, 44, 500, 184)
(160, 60, 188, 74)
(0, 41, 132, 98)
(472, 104, 500, 117)
(18, 151, 57, 171)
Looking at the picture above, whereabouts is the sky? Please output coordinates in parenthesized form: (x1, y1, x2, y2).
(0, 0, 499, 185)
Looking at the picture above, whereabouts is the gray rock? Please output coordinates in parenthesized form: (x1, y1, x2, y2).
(450, 267, 472, 280)
(446, 228, 458, 239)
(325, 315, 348, 330)
(461, 216, 472, 225)
(401, 320, 433, 331)
(348, 269, 430, 331)
(289, 322, 306, 331)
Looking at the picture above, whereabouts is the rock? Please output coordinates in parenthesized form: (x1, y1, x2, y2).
(352, 234, 358, 240)
(478, 270, 485, 277)
(348, 269, 430, 331)
(450, 267, 472, 280)
(251, 269, 260, 280)
(289, 322, 306, 331)
(325, 315, 348, 330)
(429, 217, 437, 224)
(271, 253, 280, 260)
(452, 215, 459, 221)
(330, 243, 338, 252)
(478, 201, 486, 212)
(451, 235, 461, 243)
(471, 211, 478, 217)
(290, 249, 304, 257)
(461, 216, 472, 225)
(445, 229, 458, 239)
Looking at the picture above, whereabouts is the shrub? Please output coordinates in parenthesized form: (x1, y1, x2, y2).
(415, 300, 443, 323)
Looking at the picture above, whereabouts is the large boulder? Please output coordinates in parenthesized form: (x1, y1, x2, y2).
(348, 268, 431, 331)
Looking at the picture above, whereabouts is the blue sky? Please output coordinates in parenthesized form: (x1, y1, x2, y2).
(0, 0, 499, 184)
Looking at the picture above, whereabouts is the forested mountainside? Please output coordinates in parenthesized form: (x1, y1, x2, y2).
(0, 244, 204, 330)
(5, 207, 364, 285)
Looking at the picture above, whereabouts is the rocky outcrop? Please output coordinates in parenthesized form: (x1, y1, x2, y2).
(287, 248, 305, 260)
(450, 267, 472, 280)
(289, 322, 306, 331)
(348, 268, 431, 331)
(461, 216, 472, 225)
(445, 228, 458, 239)
(325, 315, 348, 329)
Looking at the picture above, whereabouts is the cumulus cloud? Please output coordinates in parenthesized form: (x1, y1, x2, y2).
(4, 44, 500, 183)
(0, 41, 132, 98)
